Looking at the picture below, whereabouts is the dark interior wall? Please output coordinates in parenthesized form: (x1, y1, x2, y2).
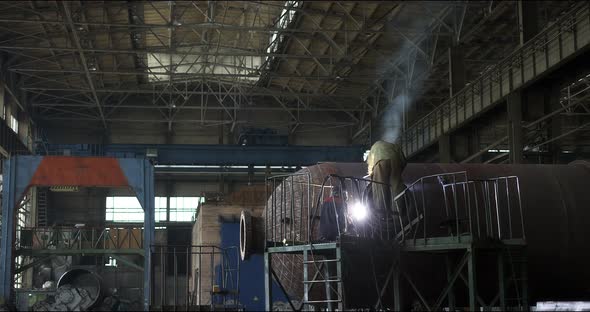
(47, 188, 107, 226)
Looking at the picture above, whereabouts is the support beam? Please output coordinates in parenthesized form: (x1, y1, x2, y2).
(517, 0, 539, 45)
(448, 46, 466, 97)
(468, 249, 477, 311)
(61, 3, 107, 129)
(507, 91, 524, 164)
(547, 84, 562, 164)
(264, 252, 272, 311)
(439, 134, 452, 163)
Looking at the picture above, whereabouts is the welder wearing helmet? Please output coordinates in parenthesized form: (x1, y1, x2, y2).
(319, 185, 346, 241)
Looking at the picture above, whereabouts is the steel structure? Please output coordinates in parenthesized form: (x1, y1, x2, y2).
(39, 143, 364, 166)
(0, 1, 576, 140)
(401, 2, 590, 157)
(247, 160, 590, 310)
(0, 156, 154, 311)
(261, 168, 527, 310)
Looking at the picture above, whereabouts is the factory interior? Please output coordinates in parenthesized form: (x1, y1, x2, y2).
(0, 0, 590, 311)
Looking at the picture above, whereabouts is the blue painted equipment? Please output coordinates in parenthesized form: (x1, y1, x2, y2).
(38, 143, 364, 166)
(220, 222, 288, 310)
(0, 156, 154, 311)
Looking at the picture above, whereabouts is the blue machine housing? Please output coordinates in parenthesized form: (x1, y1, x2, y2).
(219, 222, 288, 311)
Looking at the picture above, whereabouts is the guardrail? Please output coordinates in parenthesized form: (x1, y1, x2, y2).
(393, 172, 525, 245)
(18, 226, 144, 252)
(151, 245, 240, 310)
(265, 170, 525, 246)
(265, 172, 404, 245)
(402, 2, 590, 157)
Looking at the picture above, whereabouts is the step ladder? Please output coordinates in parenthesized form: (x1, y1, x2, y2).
(302, 247, 344, 311)
(37, 188, 48, 227)
(504, 247, 528, 309)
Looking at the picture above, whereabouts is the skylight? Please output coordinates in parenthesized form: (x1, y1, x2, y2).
(147, 47, 263, 84)
(266, 1, 303, 59)
(146, 1, 302, 85)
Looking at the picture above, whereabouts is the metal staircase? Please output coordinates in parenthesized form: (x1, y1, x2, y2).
(36, 189, 48, 227)
(302, 247, 343, 310)
(505, 247, 529, 308)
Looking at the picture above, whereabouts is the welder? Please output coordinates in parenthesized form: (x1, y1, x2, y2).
(319, 185, 346, 241)
(366, 140, 408, 235)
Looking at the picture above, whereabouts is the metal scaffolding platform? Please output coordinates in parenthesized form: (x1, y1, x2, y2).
(263, 170, 528, 310)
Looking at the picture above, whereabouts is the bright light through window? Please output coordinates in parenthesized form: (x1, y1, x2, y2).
(106, 196, 167, 223)
(147, 49, 262, 84)
(106, 196, 203, 223)
(266, 1, 302, 62)
(10, 115, 18, 133)
(170, 197, 204, 222)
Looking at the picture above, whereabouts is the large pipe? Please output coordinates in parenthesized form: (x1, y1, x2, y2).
(57, 269, 103, 310)
(251, 161, 590, 306)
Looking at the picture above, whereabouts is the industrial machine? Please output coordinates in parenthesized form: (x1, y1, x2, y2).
(241, 158, 590, 310)
(0, 156, 155, 311)
(1, 156, 243, 311)
(25, 268, 106, 311)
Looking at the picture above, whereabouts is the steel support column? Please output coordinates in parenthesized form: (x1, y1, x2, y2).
(467, 248, 477, 311)
(518, 0, 540, 45)
(0, 157, 41, 304)
(445, 255, 456, 310)
(439, 134, 452, 163)
(508, 91, 524, 164)
(498, 252, 506, 311)
(393, 261, 401, 311)
(264, 252, 272, 311)
(118, 159, 155, 311)
(547, 84, 562, 163)
(448, 46, 466, 97)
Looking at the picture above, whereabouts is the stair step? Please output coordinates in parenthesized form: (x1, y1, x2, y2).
(303, 279, 341, 284)
(304, 300, 342, 304)
(303, 258, 340, 264)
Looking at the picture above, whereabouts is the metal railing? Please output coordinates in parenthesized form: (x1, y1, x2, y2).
(150, 245, 240, 310)
(265, 172, 404, 245)
(310, 174, 402, 242)
(266, 170, 525, 246)
(446, 176, 525, 241)
(19, 226, 144, 251)
(394, 172, 525, 245)
(402, 2, 590, 157)
(266, 172, 313, 246)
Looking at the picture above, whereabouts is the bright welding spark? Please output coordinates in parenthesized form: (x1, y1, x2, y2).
(350, 202, 368, 221)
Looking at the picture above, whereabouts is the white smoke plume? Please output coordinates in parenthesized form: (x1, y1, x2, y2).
(380, 93, 408, 144)
(376, 13, 433, 144)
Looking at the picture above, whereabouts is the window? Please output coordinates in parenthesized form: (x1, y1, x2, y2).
(169, 197, 203, 222)
(106, 196, 167, 223)
(155, 197, 167, 222)
(147, 50, 262, 84)
(266, 1, 302, 62)
(10, 115, 18, 133)
(106, 196, 202, 223)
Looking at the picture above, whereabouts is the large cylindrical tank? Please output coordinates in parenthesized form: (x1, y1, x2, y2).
(264, 161, 590, 305)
